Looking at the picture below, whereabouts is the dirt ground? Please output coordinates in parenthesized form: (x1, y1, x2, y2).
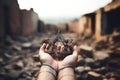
(0, 32, 120, 80)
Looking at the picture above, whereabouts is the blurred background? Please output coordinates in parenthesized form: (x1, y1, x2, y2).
(0, 0, 120, 80)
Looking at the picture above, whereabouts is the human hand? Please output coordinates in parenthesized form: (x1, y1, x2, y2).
(39, 43, 78, 71)
(38, 43, 58, 70)
(57, 45, 78, 69)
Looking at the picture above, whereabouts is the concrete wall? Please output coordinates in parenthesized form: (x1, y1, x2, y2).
(0, 0, 40, 38)
(78, 16, 86, 35)
(10, 7, 21, 36)
(76, 0, 120, 41)
(68, 15, 94, 37)
(44, 24, 57, 33)
(20, 9, 39, 36)
(56, 23, 67, 32)
(0, 7, 5, 38)
(78, 16, 93, 36)
(94, 0, 120, 41)
(95, 9, 102, 40)
(0, 0, 21, 38)
(68, 20, 79, 33)
(85, 17, 92, 36)
(104, 0, 120, 12)
(37, 20, 45, 32)
(94, 9, 107, 41)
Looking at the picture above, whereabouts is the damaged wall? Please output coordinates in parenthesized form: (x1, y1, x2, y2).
(20, 9, 39, 36)
(77, 0, 120, 41)
(0, 7, 5, 39)
(95, 8, 107, 41)
(95, 0, 120, 41)
(68, 20, 79, 33)
(78, 14, 95, 37)
(0, 0, 20, 38)
(56, 23, 68, 32)
(44, 24, 57, 33)
(0, 0, 39, 39)
(106, 6, 120, 33)
(68, 13, 95, 37)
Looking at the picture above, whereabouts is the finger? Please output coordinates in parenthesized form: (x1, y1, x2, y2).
(41, 43, 46, 49)
(57, 45, 61, 51)
(39, 43, 46, 53)
(54, 44, 57, 49)
(46, 44, 50, 49)
(69, 44, 73, 49)
(60, 45, 64, 52)
(72, 45, 78, 56)
(45, 44, 49, 52)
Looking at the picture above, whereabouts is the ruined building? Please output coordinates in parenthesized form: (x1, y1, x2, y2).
(20, 9, 39, 36)
(94, 0, 120, 41)
(0, 0, 20, 39)
(68, 0, 120, 41)
(0, 0, 39, 41)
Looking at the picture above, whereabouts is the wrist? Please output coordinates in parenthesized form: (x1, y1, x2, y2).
(41, 64, 57, 74)
(58, 64, 74, 70)
(59, 66, 74, 72)
(59, 66, 74, 74)
(42, 61, 58, 71)
(58, 66, 75, 80)
(40, 64, 57, 79)
(58, 66, 75, 77)
(38, 65, 57, 80)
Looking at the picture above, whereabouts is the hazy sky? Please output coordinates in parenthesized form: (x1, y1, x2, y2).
(18, 0, 112, 18)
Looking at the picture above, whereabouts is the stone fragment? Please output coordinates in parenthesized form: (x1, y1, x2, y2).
(80, 45, 93, 58)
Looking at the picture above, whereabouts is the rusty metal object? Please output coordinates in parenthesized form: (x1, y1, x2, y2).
(42, 31, 73, 60)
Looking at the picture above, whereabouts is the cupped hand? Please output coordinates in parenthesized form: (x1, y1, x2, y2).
(58, 46, 79, 69)
(38, 43, 58, 70)
(39, 43, 79, 71)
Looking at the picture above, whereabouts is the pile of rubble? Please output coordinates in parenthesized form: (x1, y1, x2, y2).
(0, 32, 120, 80)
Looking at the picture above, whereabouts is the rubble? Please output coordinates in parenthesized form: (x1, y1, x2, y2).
(79, 45, 94, 58)
(88, 71, 102, 78)
(94, 51, 109, 60)
(0, 32, 120, 80)
(0, 0, 120, 80)
(21, 42, 32, 49)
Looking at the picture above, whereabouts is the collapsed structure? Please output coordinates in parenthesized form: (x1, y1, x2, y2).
(0, 0, 39, 39)
(68, 0, 120, 41)
(0, 0, 120, 42)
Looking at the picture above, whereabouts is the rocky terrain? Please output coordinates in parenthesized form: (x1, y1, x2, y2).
(0, 32, 120, 80)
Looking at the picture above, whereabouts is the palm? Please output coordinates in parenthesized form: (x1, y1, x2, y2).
(39, 50, 54, 64)
(39, 43, 78, 70)
(39, 43, 58, 69)
(58, 46, 78, 69)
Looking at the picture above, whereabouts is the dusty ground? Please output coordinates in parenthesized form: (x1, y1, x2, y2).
(0, 32, 120, 80)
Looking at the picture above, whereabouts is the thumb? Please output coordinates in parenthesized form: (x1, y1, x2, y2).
(39, 43, 46, 54)
(72, 45, 78, 56)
